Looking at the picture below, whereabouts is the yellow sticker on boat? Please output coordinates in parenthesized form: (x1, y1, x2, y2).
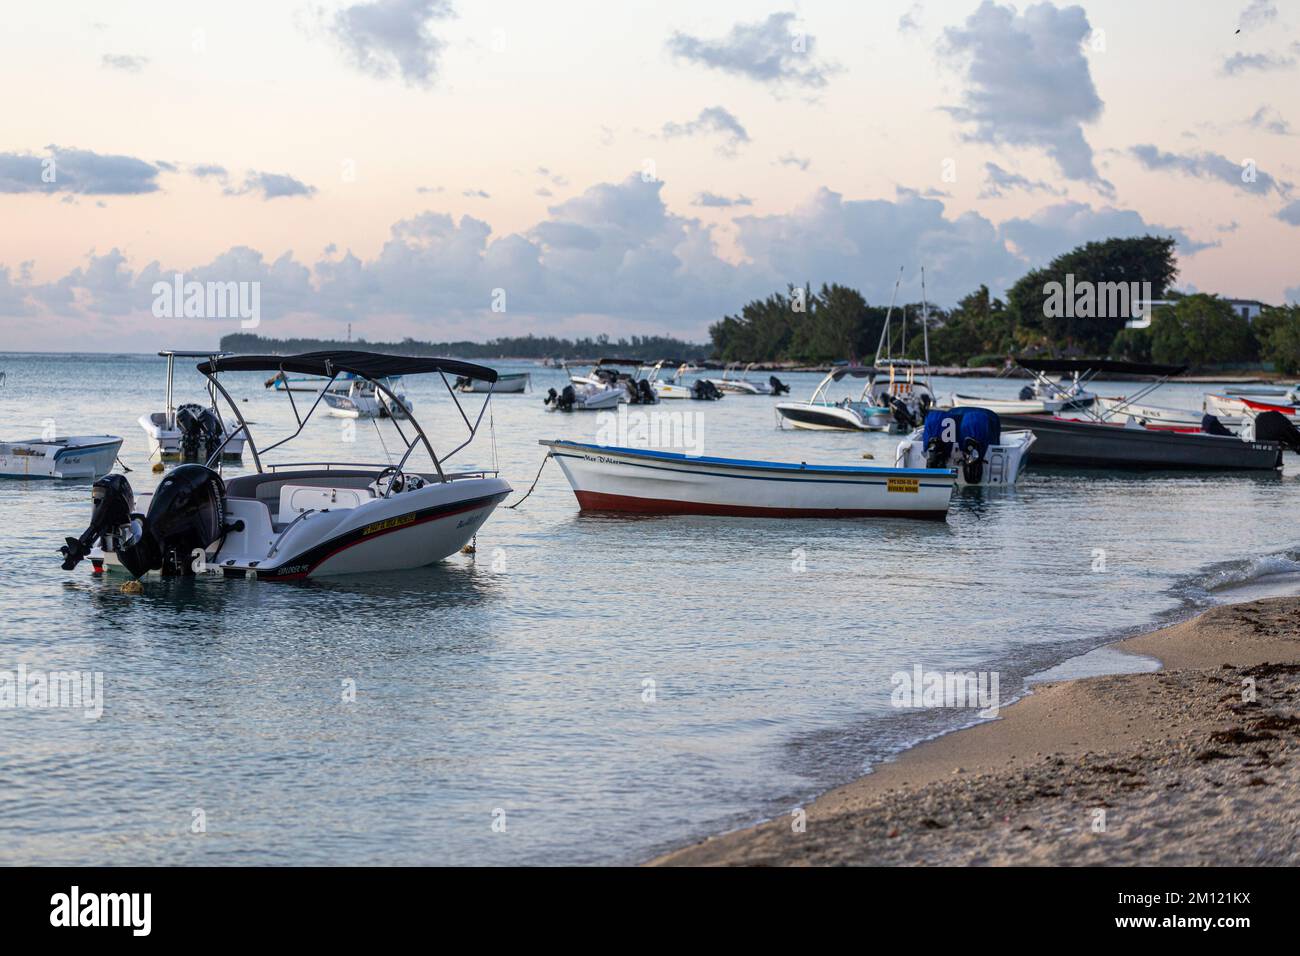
(363, 514, 416, 535)
(887, 477, 919, 493)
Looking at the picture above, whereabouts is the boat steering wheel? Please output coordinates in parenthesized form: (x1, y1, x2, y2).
(374, 465, 407, 498)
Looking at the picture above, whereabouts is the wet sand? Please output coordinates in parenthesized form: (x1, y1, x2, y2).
(651, 597, 1300, 866)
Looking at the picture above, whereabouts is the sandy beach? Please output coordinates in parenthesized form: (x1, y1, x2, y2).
(652, 597, 1300, 866)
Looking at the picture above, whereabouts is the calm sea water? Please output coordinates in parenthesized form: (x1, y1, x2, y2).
(3, 352, 1300, 865)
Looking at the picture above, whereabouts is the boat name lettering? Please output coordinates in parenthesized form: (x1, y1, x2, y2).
(887, 477, 920, 493)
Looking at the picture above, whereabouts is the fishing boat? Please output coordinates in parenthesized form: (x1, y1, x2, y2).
(543, 378, 626, 411)
(1205, 392, 1300, 422)
(1, 435, 123, 479)
(999, 360, 1285, 471)
(59, 351, 511, 581)
(952, 368, 1095, 415)
(1094, 396, 1241, 430)
(895, 408, 1035, 486)
(456, 372, 530, 393)
(568, 358, 660, 403)
(645, 361, 721, 400)
(138, 350, 247, 463)
(538, 440, 955, 520)
(775, 365, 894, 431)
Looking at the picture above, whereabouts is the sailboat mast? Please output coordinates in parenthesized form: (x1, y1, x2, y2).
(874, 267, 905, 365)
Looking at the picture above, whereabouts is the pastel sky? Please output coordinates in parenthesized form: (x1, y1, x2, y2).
(2, 0, 1298, 351)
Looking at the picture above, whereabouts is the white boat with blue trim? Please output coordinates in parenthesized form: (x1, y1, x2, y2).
(0, 434, 123, 479)
(539, 440, 955, 519)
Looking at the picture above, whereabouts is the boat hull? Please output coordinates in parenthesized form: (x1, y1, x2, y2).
(541, 440, 954, 519)
(774, 402, 872, 431)
(1095, 396, 1239, 430)
(459, 373, 530, 393)
(138, 413, 246, 461)
(1000, 414, 1281, 471)
(0, 436, 123, 479)
(950, 394, 1063, 415)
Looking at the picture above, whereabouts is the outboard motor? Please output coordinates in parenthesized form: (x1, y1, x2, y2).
(1018, 385, 1034, 401)
(61, 465, 230, 578)
(1200, 413, 1233, 437)
(961, 439, 985, 484)
(918, 392, 932, 415)
(769, 376, 790, 396)
(692, 379, 722, 401)
(891, 397, 916, 432)
(635, 379, 657, 404)
(1251, 410, 1300, 453)
(61, 474, 140, 572)
(176, 403, 223, 464)
(956, 406, 1001, 484)
(922, 409, 958, 469)
(543, 384, 577, 411)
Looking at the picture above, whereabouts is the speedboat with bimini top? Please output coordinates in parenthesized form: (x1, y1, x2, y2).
(645, 361, 722, 400)
(895, 407, 1035, 486)
(999, 359, 1289, 471)
(538, 440, 955, 520)
(1, 434, 123, 479)
(776, 365, 896, 431)
(59, 351, 511, 581)
(138, 350, 247, 463)
(707, 363, 789, 396)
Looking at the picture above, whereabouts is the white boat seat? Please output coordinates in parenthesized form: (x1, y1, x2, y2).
(277, 484, 369, 522)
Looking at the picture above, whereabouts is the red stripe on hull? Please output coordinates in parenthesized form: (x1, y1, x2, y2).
(572, 490, 948, 520)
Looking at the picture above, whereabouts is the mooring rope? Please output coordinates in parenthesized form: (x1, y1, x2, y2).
(506, 452, 552, 510)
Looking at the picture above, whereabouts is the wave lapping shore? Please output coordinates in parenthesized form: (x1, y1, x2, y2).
(652, 598, 1300, 866)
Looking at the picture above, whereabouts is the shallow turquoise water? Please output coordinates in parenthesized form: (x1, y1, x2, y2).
(2, 353, 1299, 864)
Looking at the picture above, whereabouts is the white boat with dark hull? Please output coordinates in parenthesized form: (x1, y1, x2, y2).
(645, 361, 723, 400)
(1000, 360, 1293, 472)
(539, 440, 955, 520)
(707, 363, 789, 396)
(60, 351, 511, 581)
(895, 408, 1035, 486)
(776, 365, 892, 431)
(456, 372, 530, 393)
(139, 350, 246, 463)
(1, 435, 123, 479)
(1095, 396, 1241, 430)
(953, 369, 1095, 416)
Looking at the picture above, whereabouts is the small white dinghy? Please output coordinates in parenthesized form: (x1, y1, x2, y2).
(539, 440, 955, 519)
(0, 435, 123, 480)
(895, 407, 1035, 486)
(456, 372, 530, 393)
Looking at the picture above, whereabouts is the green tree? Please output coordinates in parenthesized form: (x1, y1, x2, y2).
(1006, 236, 1178, 355)
(1149, 294, 1256, 368)
(1255, 305, 1300, 375)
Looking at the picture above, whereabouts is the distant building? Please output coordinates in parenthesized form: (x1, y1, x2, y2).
(1128, 296, 1271, 328)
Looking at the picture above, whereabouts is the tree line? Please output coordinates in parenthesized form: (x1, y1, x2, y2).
(220, 332, 713, 362)
(708, 236, 1300, 372)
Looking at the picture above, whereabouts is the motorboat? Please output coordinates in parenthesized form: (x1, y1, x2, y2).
(646, 361, 722, 400)
(999, 359, 1289, 471)
(59, 351, 512, 581)
(322, 379, 384, 419)
(543, 378, 626, 411)
(775, 365, 897, 431)
(138, 350, 247, 463)
(564, 358, 659, 404)
(1, 435, 123, 479)
(539, 439, 955, 520)
(456, 372, 530, 393)
(706, 363, 789, 396)
(953, 368, 1095, 415)
(1205, 392, 1300, 422)
(1094, 395, 1241, 430)
(895, 407, 1035, 486)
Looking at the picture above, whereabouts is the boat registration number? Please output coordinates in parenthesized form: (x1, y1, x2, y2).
(887, 477, 919, 493)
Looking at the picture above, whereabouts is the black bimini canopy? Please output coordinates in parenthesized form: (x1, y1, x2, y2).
(1016, 358, 1187, 378)
(596, 357, 645, 366)
(829, 365, 878, 380)
(197, 350, 499, 383)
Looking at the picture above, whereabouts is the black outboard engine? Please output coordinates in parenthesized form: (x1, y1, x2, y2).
(1252, 410, 1300, 453)
(918, 392, 932, 414)
(925, 437, 952, 469)
(891, 397, 916, 431)
(454, 375, 470, 390)
(176, 403, 223, 464)
(769, 375, 790, 396)
(961, 438, 985, 484)
(61, 474, 139, 572)
(544, 384, 577, 411)
(635, 379, 657, 404)
(1200, 413, 1233, 437)
(692, 379, 722, 401)
(1018, 385, 1034, 401)
(60, 465, 228, 578)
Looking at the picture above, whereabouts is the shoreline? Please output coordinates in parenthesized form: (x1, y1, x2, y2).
(650, 596, 1300, 866)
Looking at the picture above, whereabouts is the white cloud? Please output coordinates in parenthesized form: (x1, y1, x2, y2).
(940, 2, 1111, 193)
(1277, 200, 1300, 226)
(325, 0, 455, 89)
(666, 12, 837, 91)
(223, 170, 318, 200)
(101, 54, 148, 72)
(979, 162, 1064, 199)
(999, 201, 1217, 262)
(1130, 144, 1288, 196)
(662, 106, 750, 156)
(0, 146, 161, 195)
(1222, 51, 1295, 75)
